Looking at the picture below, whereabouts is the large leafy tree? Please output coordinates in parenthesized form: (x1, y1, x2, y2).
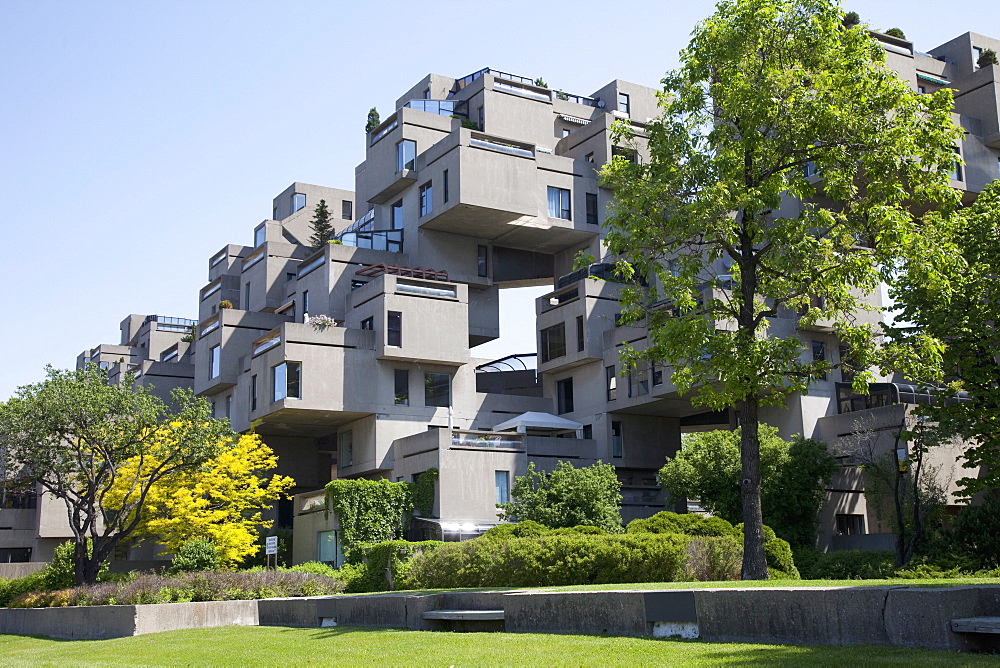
(659, 425, 836, 549)
(0, 366, 230, 584)
(106, 433, 295, 568)
(601, 0, 960, 577)
(308, 199, 335, 249)
(497, 461, 623, 533)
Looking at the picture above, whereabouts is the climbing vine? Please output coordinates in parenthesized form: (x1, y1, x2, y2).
(413, 468, 439, 518)
(325, 479, 414, 552)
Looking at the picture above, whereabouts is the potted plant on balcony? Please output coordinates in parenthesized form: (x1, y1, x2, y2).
(219, 300, 233, 309)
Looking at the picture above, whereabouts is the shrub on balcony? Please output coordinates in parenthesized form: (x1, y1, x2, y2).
(218, 300, 233, 309)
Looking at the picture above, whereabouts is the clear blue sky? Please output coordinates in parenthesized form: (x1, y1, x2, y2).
(0, 0, 994, 399)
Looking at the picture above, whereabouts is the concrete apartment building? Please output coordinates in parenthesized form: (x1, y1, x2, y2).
(4, 30, 998, 566)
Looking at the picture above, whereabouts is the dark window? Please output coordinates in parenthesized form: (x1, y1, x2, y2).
(618, 92, 630, 115)
(813, 340, 827, 380)
(585, 152, 594, 163)
(443, 169, 449, 204)
(611, 421, 623, 457)
(950, 147, 963, 181)
(292, 192, 306, 212)
(387, 311, 402, 347)
(225, 395, 232, 419)
(244, 282, 251, 310)
(420, 182, 433, 216)
(836, 513, 866, 536)
(576, 315, 585, 352)
(547, 186, 571, 220)
(606, 365, 617, 401)
(586, 193, 598, 225)
(477, 106, 484, 130)
(0, 548, 31, 563)
(250, 374, 258, 411)
(423, 88, 431, 99)
(340, 431, 353, 467)
(495, 471, 510, 505)
(397, 139, 416, 172)
(612, 146, 638, 163)
(557, 377, 574, 414)
(561, 128, 570, 138)
(342, 200, 353, 220)
(394, 369, 409, 405)
(540, 323, 566, 363)
(582, 424, 593, 439)
(425, 372, 450, 407)
(652, 362, 663, 386)
(477, 245, 488, 277)
(361, 317, 374, 331)
(391, 200, 403, 229)
(302, 290, 310, 315)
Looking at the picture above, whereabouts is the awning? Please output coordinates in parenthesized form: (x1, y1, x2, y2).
(917, 71, 951, 86)
(492, 411, 584, 437)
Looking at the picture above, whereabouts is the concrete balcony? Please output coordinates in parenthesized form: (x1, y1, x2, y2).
(194, 309, 290, 397)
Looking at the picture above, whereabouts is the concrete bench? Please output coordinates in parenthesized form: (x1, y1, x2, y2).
(952, 617, 1000, 634)
(422, 609, 505, 631)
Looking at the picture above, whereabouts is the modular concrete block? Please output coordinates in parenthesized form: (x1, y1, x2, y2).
(316, 593, 411, 628)
(133, 600, 258, 635)
(884, 586, 999, 651)
(258, 597, 323, 627)
(0, 605, 138, 639)
(503, 590, 648, 636)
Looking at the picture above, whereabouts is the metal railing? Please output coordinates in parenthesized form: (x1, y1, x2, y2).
(403, 99, 468, 118)
(450, 67, 537, 96)
(337, 208, 376, 237)
(451, 430, 525, 449)
(144, 315, 198, 328)
(339, 230, 403, 253)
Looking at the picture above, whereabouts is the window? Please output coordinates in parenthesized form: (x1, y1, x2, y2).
(585, 152, 594, 163)
(611, 421, 623, 457)
(540, 323, 566, 363)
(272, 205, 278, 220)
(576, 315, 585, 352)
(618, 92, 630, 115)
(495, 471, 510, 505)
(950, 147, 963, 181)
(557, 377, 574, 414)
(340, 431, 353, 467)
(582, 424, 593, 439)
(812, 341, 827, 381)
(419, 182, 433, 216)
(273, 361, 301, 401)
(394, 369, 409, 405)
(443, 169, 449, 203)
(387, 311, 402, 347)
(606, 365, 617, 401)
(209, 345, 220, 379)
(285, 272, 295, 282)
(477, 245, 488, 277)
(225, 395, 232, 419)
(561, 128, 571, 138)
(210, 399, 216, 416)
(302, 290, 310, 316)
(425, 372, 450, 407)
(547, 186, 571, 220)
(397, 139, 416, 172)
(361, 317, 374, 331)
(586, 193, 598, 225)
(254, 226, 266, 247)
(342, 200, 353, 220)
(317, 530, 342, 566)
(244, 282, 251, 310)
(250, 374, 258, 411)
(423, 88, 431, 99)
(652, 362, 663, 386)
(612, 146, 638, 163)
(917, 85, 926, 94)
(477, 106, 484, 131)
(390, 200, 404, 229)
(292, 192, 306, 213)
(836, 514, 866, 536)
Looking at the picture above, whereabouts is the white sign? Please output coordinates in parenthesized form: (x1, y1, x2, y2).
(265, 535, 278, 555)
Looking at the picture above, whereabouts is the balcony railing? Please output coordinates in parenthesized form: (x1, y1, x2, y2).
(339, 229, 403, 253)
(337, 208, 376, 237)
(403, 99, 468, 118)
(450, 67, 536, 96)
(370, 118, 398, 146)
(451, 430, 524, 449)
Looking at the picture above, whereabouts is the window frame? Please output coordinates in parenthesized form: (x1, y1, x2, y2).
(540, 322, 567, 363)
(209, 344, 221, 379)
(419, 181, 433, 217)
(394, 369, 409, 405)
(387, 311, 402, 347)
(547, 186, 571, 220)
(557, 377, 574, 414)
(396, 139, 416, 172)
(424, 372, 451, 407)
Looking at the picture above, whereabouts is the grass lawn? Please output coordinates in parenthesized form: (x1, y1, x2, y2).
(0, 626, 994, 666)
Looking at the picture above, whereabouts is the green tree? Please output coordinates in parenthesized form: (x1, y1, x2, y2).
(884, 27, 906, 39)
(308, 199, 334, 249)
(365, 107, 381, 133)
(658, 425, 836, 549)
(498, 461, 623, 533)
(0, 365, 230, 584)
(841, 10, 860, 28)
(601, 0, 960, 578)
(978, 48, 998, 69)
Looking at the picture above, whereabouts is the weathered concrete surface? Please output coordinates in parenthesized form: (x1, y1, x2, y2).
(133, 600, 258, 636)
(0, 563, 46, 579)
(258, 596, 324, 627)
(884, 585, 1000, 652)
(315, 593, 411, 628)
(696, 586, 896, 646)
(0, 605, 136, 639)
(504, 590, 648, 636)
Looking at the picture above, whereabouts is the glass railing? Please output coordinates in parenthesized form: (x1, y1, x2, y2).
(337, 208, 376, 237)
(339, 230, 403, 253)
(470, 137, 534, 158)
(370, 118, 398, 145)
(144, 315, 198, 328)
(451, 431, 525, 449)
(403, 99, 468, 118)
(450, 67, 537, 96)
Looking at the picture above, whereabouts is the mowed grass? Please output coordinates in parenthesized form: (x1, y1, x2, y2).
(0, 626, 994, 667)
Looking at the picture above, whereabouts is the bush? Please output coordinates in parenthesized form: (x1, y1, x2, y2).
(42, 539, 109, 589)
(401, 534, 691, 589)
(805, 550, 896, 580)
(288, 561, 338, 578)
(627, 512, 738, 538)
(952, 497, 1000, 570)
(685, 536, 742, 581)
(736, 523, 799, 578)
(169, 537, 221, 574)
(346, 540, 442, 593)
(0, 571, 47, 607)
(479, 521, 550, 542)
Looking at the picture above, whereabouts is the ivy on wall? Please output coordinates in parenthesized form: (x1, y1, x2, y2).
(413, 468, 439, 518)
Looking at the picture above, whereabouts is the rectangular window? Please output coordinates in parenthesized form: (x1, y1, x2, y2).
(443, 169, 449, 203)
(272, 361, 301, 401)
(423, 88, 431, 99)
(812, 341, 827, 381)
(618, 92, 630, 115)
(495, 471, 510, 505)
(606, 365, 617, 401)
(586, 193, 598, 225)
(302, 290, 310, 316)
(557, 377, 574, 414)
(317, 530, 342, 566)
(340, 431, 353, 467)
(244, 282, 251, 310)
(425, 372, 450, 407)
(342, 200, 353, 220)
(652, 362, 663, 386)
(209, 345, 220, 379)
(950, 147, 963, 181)
(561, 128, 571, 138)
(292, 192, 306, 213)
(250, 374, 258, 411)
(394, 369, 409, 405)
(254, 226, 266, 247)
(836, 513, 866, 536)
(396, 139, 416, 172)
(390, 199, 403, 229)
(540, 323, 566, 363)
(612, 421, 623, 457)
(582, 424, 593, 439)
(419, 182, 433, 216)
(585, 152, 594, 163)
(576, 315, 585, 352)
(361, 317, 374, 331)
(547, 186, 571, 220)
(387, 311, 402, 347)
(225, 395, 232, 419)
(477, 245, 488, 277)
(477, 106, 484, 131)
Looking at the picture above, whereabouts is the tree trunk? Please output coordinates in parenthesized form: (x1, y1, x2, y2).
(737, 396, 769, 579)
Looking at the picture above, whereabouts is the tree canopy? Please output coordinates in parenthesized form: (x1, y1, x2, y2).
(497, 461, 623, 533)
(601, 0, 960, 577)
(308, 199, 335, 249)
(365, 107, 381, 133)
(0, 365, 231, 583)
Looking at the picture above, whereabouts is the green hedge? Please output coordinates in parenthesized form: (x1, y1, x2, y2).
(345, 540, 442, 592)
(803, 550, 896, 580)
